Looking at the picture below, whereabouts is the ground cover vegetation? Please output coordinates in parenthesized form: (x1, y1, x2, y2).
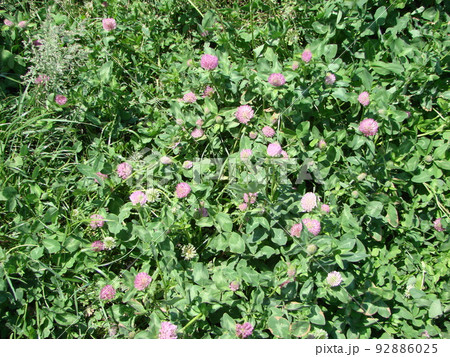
(0, 0, 449, 339)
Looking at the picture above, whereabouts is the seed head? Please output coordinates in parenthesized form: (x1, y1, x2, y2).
(326, 271, 343, 287)
(99, 285, 116, 300)
(181, 243, 197, 260)
(321, 204, 330, 213)
(90, 214, 105, 229)
(236, 322, 254, 339)
(102, 18, 117, 31)
(357, 173, 367, 181)
(301, 192, 318, 212)
(159, 321, 178, 339)
(301, 49, 312, 63)
(91, 240, 105, 252)
(240, 149, 253, 161)
(324, 73, 336, 85)
(200, 54, 218, 70)
(306, 244, 318, 255)
(262, 126, 275, 138)
(191, 128, 204, 138)
(267, 142, 282, 157)
(117, 162, 132, 179)
(176, 182, 191, 198)
(129, 191, 147, 205)
(103, 236, 116, 250)
(134, 272, 152, 291)
(302, 218, 321, 236)
(229, 281, 240, 291)
(358, 91, 370, 106)
(202, 85, 214, 98)
(433, 218, 444, 232)
(290, 223, 303, 237)
(146, 188, 160, 202)
(359, 118, 379, 136)
(238, 203, 248, 211)
(183, 91, 197, 103)
(235, 105, 254, 124)
(268, 73, 286, 87)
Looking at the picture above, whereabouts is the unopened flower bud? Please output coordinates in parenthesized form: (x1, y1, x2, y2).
(318, 139, 327, 150)
(306, 244, 318, 255)
(357, 173, 367, 181)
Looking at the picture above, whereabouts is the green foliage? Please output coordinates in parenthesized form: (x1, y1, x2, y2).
(0, 0, 448, 339)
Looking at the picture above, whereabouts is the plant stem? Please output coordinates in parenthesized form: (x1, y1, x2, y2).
(179, 312, 203, 333)
(187, 0, 203, 18)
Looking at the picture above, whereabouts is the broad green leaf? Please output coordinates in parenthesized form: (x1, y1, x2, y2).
(240, 267, 259, 285)
(134, 331, 154, 339)
(300, 278, 314, 300)
(77, 164, 97, 178)
(335, 254, 345, 269)
(54, 312, 79, 326)
(362, 302, 378, 316)
(374, 6, 387, 25)
(107, 214, 123, 234)
(255, 245, 276, 258)
(341, 204, 360, 232)
(271, 228, 287, 246)
(42, 239, 60, 254)
(411, 171, 432, 183)
(309, 306, 325, 325)
(337, 236, 356, 251)
(332, 87, 349, 101)
(1, 49, 14, 69)
(196, 216, 214, 227)
(404, 155, 420, 172)
(229, 232, 245, 254)
(220, 313, 236, 333)
(312, 21, 328, 34)
(429, 299, 442, 318)
(435, 160, 450, 170)
(371, 61, 403, 75)
(215, 212, 233, 232)
(65, 237, 82, 253)
(355, 67, 373, 89)
(334, 289, 351, 303)
(128, 299, 147, 314)
(291, 321, 311, 338)
(268, 316, 290, 338)
(30, 247, 44, 260)
(264, 47, 277, 62)
(365, 201, 383, 218)
(209, 234, 228, 251)
(377, 305, 391, 318)
(0, 187, 18, 200)
(342, 251, 368, 262)
(409, 288, 426, 299)
(324, 44, 337, 61)
(386, 204, 399, 227)
(192, 263, 209, 285)
(422, 8, 437, 21)
(98, 61, 113, 83)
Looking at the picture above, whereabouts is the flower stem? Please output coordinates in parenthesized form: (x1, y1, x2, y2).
(179, 312, 203, 333)
(187, 0, 203, 18)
